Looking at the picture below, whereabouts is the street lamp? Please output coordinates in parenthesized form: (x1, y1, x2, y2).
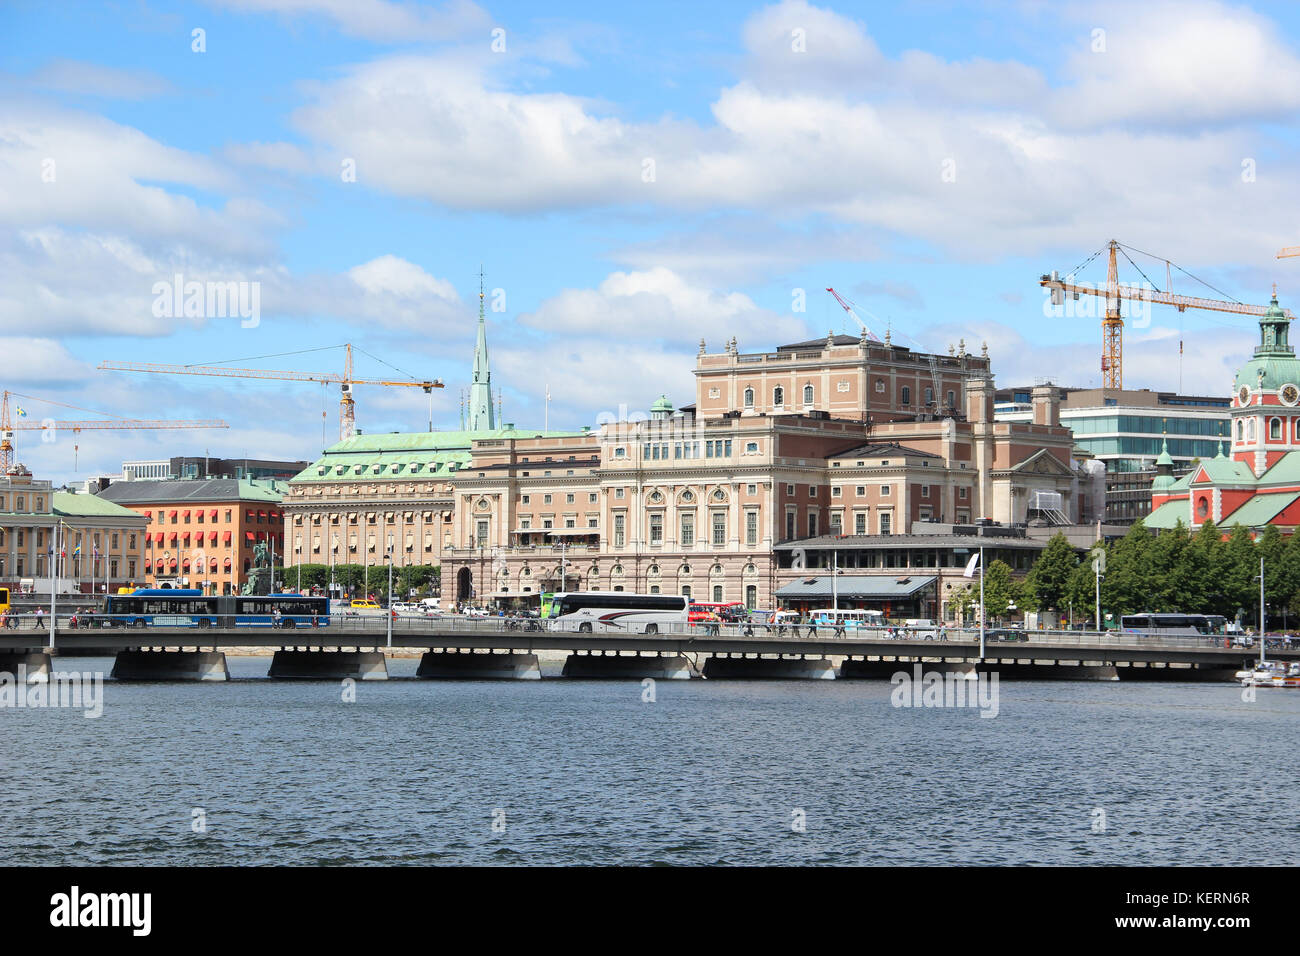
(386, 535, 394, 650)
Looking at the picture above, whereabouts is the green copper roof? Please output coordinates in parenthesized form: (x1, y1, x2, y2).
(1256, 449, 1300, 485)
(1144, 500, 1190, 529)
(293, 427, 587, 483)
(1154, 437, 1174, 467)
(54, 491, 147, 519)
(1221, 491, 1300, 530)
(650, 394, 673, 412)
(1167, 471, 1195, 492)
(1190, 457, 1255, 485)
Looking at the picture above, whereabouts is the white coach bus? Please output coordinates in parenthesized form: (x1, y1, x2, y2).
(548, 592, 689, 634)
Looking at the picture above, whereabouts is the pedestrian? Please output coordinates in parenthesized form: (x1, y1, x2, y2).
(834, 619, 846, 639)
(806, 617, 818, 638)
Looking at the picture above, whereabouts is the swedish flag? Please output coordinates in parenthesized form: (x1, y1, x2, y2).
(15, 406, 26, 417)
(73, 544, 81, 556)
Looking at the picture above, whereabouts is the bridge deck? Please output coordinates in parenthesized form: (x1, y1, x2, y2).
(6, 624, 1294, 666)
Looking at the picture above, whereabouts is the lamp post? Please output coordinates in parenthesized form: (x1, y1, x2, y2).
(386, 535, 394, 650)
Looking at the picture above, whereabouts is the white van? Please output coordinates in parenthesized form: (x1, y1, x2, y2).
(419, 598, 441, 613)
(903, 618, 939, 639)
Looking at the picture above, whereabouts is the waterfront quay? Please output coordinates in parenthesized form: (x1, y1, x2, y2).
(2, 619, 1288, 683)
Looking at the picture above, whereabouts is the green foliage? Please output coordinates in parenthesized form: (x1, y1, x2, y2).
(1022, 533, 1077, 612)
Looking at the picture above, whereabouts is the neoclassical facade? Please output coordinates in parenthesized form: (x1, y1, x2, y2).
(440, 335, 1079, 609)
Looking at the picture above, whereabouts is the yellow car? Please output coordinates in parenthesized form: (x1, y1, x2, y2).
(349, 599, 381, 611)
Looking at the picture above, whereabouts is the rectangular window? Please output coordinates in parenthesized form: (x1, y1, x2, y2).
(880, 513, 892, 535)
(476, 521, 488, 548)
(521, 495, 530, 504)
(959, 487, 968, 499)
(614, 514, 626, 547)
(831, 486, 841, 497)
(808, 486, 816, 498)
(786, 511, 796, 540)
(566, 494, 575, 504)
(855, 486, 865, 496)
(855, 512, 867, 534)
(786, 483, 795, 496)
(921, 485, 930, 498)
(589, 493, 597, 503)
(901, 386, 911, 405)
(881, 485, 891, 497)
(650, 513, 663, 545)
(747, 484, 757, 495)
(829, 513, 841, 535)
(544, 494, 552, 504)
(615, 487, 625, 498)
(745, 511, 758, 547)
(808, 513, 818, 537)
(681, 513, 694, 547)
(712, 513, 726, 547)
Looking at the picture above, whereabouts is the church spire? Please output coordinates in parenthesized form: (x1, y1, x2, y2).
(468, 266, 495, 432)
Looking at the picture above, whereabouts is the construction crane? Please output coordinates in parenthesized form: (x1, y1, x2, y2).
(1, 390, 227, 473)
(1280, 247, 1300, 259)
(99, 344, 444, 442)
(826, 288, 881, 341)
(1041, 240, 1295, 390)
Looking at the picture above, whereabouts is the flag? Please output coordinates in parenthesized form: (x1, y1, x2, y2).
(73, 545, 81, 557)
(15, 406, 26, 417)
(963, 552, 980, 578)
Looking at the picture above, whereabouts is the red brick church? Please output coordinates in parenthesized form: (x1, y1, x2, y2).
(1148, 293, 1300, 532)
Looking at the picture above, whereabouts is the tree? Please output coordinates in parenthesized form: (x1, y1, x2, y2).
(1101, 520, 1153, 618)
(982, 559, 1021, 623)
(1147, 520, 1190, 610)
(1023, 533, 1078, 614)
(1219, 524, 1259, 625)
(1189, 520, 1225, 615)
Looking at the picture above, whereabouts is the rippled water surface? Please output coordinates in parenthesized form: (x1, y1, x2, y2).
(4, 656, 1298, 865)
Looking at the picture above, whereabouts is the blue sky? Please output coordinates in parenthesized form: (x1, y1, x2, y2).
(3, 0, 1300, 482)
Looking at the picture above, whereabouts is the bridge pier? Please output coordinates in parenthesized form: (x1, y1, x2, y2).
(111, 650, 229, 681)
(701, 653, 836, 680)
(0, 652, 53, 683)
(417, 650, 541, 680)
(268, 650, 388, 680)
(561, 650, 694, 679)
(838, 656, 1120, 680)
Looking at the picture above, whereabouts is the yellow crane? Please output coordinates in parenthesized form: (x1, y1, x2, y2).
(99, 343, 444, 442)
(1, 390, 227, 473)
(1041, 240, 1294, 389)
(1280, 247, 1300, 259)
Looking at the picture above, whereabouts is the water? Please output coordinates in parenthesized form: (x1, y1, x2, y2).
(4, 656, 1298, 865)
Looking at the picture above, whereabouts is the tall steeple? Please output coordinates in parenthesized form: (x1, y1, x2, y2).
(467, 266, 495, 432)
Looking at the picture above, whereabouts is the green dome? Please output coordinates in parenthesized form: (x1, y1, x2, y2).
(650, 395, 673, 413)
(1152, 474, 1175, 492)
(1234, 294, 1299, 391)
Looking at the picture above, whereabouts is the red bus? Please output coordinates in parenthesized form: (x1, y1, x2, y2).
(688, 601, 748, 624)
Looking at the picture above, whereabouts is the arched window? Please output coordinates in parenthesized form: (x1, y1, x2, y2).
(803, 384, 814, 404)
(1237, 420, 1244, 441)
(743, 387, 754, 408)
(773, 386, 784, 406)
(1248, 418, 1257, 442)
(1271, 417, 1283, 440)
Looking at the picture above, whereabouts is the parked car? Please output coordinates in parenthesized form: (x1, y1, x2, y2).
(350, 599, 381, 611)
(986, 627, 1028, 642)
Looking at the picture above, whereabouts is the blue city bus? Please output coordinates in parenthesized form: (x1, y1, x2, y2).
(102, 589, 329, 628)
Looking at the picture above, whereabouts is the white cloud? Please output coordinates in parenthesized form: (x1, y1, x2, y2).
(29, 59, 174, 99)
(517, 267, 806, 345)
(212, 0, 492, 43)
(257, 0, 1300, 268)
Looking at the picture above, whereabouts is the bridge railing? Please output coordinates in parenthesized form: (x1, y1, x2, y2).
(6, 611, 1294, 653)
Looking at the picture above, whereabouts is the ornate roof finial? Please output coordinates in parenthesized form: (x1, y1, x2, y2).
(699, 338, 706, 355)
(826, 329, 835, 347)
(981, 341, 989, 359)
(948, 343, 955, 356)
(884, 327, 891, 347)
(958, 337, 966, 357)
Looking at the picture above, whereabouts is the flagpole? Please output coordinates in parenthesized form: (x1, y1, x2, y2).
(978, 544, 985, 662)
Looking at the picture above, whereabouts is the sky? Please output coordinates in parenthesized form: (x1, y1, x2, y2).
(2, 0, 1300, 483)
